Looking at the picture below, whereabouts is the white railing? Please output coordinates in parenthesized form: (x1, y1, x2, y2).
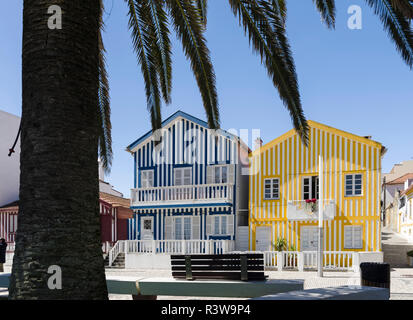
(102, 241, 114, 254)
(287, 199, 336, 221)
(6, 242, 15, 252)
(263, 251, 355, 271)
(108, 240, 126, 267)
(107, 239, 235, 267)
(125, 239, 235, 255)
(131, 183, 233, 206)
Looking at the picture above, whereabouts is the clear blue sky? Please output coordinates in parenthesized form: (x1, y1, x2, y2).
(1, 1, 412, 197)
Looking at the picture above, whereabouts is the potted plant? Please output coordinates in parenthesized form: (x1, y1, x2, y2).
(407, 250, 413, 267)
(275, 238, 287, 252)
(305, 198, 318, 214)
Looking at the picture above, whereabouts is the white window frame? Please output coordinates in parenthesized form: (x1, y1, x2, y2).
(345, 174, 363, 197)
(264, 178, 280, 200)
(344, 225, 363, 249)
(174, 167, 192, 186)
(212, 215, 229, 236)
(302, 176, 319, 200)
(174, 216, 192, 240)
(207, 164, 235, 184)
(141, 170, 154, 188)
(214, 165, 228, 184)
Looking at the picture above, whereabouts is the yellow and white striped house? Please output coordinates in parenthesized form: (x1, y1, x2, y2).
(249, 121, 385, 259)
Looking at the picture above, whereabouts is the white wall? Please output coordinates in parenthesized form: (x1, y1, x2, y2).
(125, 253, 172, 270)
(0, 110, 20, 207)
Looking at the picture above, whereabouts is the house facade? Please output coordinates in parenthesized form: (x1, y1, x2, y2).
(126, 111, 249, 247)
(383, 173, 413, 232)
(396, 183, 413, 242)
(249, 121, 385, 255)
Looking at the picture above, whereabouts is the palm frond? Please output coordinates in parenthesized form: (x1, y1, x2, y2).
(389, 0, 413, 18)
(165, 0, 220, 129)
(98, 0, 113, 173)
(147, 0, 173, 104)
(126, 0, 163, 131)
(365, 0, 413, 68)
(197, 0, 208, 26)
(271, 0, 287, 25)
(312, 0, 336, 29)
(229, 0, 308, 144)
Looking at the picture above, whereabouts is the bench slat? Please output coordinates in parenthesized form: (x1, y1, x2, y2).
(172, 271, 266, 280)
(171, 254, 263, 260)
(171, 259, 264, 266)
(172, 265, 264, 271)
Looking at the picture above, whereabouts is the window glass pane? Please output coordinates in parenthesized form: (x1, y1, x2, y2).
(222, 166, 228, 183)
(214, 216, 220, 234)
(184, 217, 191, 240)
(215, 167, 220, 184)
(175, 218, 182, 240)
(221, 216, 227, 234)
(272, 179, 279, 199)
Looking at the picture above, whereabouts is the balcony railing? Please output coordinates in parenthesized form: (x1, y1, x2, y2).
(131, 183, 233, 206)
(287, 199, 336, 221)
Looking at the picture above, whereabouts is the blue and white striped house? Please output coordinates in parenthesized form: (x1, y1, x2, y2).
(126, 111, 249, 248)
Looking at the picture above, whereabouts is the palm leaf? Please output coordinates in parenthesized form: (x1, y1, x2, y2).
(196, 0, 208, 26)
(313, 0, 336, 29)
(388, 0, 413, 18)
(229, 0, 309, 144)
(365, 0, 413, 68)
(146, 0, 173, 104)
(126, 0, 163, 131)
(165, 0, 220, 129)
(98, 0, 113, 173)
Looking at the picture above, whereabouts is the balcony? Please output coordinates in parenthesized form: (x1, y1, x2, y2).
(287, 199, 336, 221)
(131, 183, 234, 207)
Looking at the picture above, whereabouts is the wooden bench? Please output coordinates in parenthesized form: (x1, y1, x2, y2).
(171, 253, 267, 281)
(107, 253, 304, 299)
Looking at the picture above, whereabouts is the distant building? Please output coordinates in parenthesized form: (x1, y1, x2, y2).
(0, 110, 20, 207)
(98, 159, 124, 198)
(383, 161, 413, 231)
(397, 184, 413, 242)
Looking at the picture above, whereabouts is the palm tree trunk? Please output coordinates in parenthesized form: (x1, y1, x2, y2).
(9, 0, 108, 299)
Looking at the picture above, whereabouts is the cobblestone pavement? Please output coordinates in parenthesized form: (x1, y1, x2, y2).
(1, 266, 412, 300)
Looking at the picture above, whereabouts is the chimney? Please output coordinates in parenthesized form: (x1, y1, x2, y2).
(98, 158, 105, 181)
(254, 138, 263, 151)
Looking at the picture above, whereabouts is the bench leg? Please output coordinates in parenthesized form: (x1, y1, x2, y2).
(132, 294, 157, 300)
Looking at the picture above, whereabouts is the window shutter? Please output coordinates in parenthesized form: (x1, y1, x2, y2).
(301, 229, 309, 250)
(227, 215, 234, 235)
(207, 166, 214, 184)
(165, 216, 173, 240)
(192, 216, 201, 240)
(344, 226, 352, 249)
(228, 165, 235, 184)
(354, 226, 363, 249)
(206, 215, 212, 235)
